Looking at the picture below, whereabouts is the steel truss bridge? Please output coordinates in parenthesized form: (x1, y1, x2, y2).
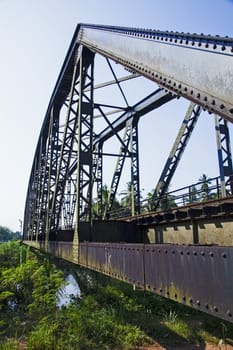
(23, 24, 233, 323)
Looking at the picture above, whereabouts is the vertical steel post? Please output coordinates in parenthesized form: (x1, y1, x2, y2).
(215, 115, 233, 196)
(73, 47, 94, 260)
(96, 143, 103, 218)
(215, 116, 227, 197)
(130, 119, 140, 215)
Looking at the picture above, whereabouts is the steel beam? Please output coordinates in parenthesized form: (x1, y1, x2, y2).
(150, 103, 202, 210)
(79, 24, 233, 122)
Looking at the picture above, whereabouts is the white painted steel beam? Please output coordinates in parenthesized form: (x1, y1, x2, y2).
(77, 24, 233, 122)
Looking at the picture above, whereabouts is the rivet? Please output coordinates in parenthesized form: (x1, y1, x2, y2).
(205, 304, 209, 309)
(159, 288, 162, 293)
(196, 300, 200, 306)
(174, 293, 177, 299)
(222, 253, 227, 258)
(201, 251, 205, 256)
(209, 252, 214, 257)
(214, 306, 218, 312)
(189, 298, 193, 304)
(227, 310, 232, 317)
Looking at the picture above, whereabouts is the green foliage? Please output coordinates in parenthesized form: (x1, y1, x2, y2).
(25, 301, 151, 350)
(0, 242, 65, 340)
(93, 184, 121, 218)
(0, 339, 18, 350)
(0, 242, 233, 349)
(198, 173, 212, 201)
(28, 262, 65, 316)
(0, 226, 20, 242)
(0, 241, 23, 268)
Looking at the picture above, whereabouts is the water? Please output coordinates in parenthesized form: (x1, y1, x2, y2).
(57, 274, 81, 307)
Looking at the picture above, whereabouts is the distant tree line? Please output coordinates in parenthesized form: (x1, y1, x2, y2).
(0, 226, 21, 242)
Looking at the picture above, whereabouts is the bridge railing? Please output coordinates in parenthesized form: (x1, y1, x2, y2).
(107, 176, 232, 219)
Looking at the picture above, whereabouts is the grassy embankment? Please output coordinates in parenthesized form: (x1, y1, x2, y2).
(0, 241, 232, 349)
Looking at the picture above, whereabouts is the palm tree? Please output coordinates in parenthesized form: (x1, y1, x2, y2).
(93, 184, 121, 219)
(198, 174, 212, 201)
(120, 182, 133, 208)
(189, 185, 199, 203)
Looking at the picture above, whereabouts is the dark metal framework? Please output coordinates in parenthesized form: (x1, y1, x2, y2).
(22, 23, 233, 323)
(23, 24, 233, 243)
(103, 117, 140, 218)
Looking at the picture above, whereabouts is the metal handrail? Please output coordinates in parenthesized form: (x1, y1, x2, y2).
(107, 176, 233, 219)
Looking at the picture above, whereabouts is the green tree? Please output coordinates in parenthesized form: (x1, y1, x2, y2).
(198, 174, 212, 201)
(146, 188, 177, 211)
(0, 241, 65, 338)
(0, 226, 20, 242)
(145, 190, 154, 212)
(93, 184, 121, 218)
(189, 185, 199, 203)
(120, 182, 134, 208)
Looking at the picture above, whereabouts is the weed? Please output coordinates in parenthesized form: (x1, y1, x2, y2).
(161, 309, 178, 323)
(0, 339, 18, 350)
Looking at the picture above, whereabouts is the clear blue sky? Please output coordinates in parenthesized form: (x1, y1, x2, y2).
(0, 0, 233, 231)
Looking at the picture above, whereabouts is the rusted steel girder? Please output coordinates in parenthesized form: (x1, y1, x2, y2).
(80, 243, 233, 323)
(25, 240, 233, 323)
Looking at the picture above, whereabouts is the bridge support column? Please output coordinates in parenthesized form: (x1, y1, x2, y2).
(215, 115, 233, 196)
(73, 47, 95, 260)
